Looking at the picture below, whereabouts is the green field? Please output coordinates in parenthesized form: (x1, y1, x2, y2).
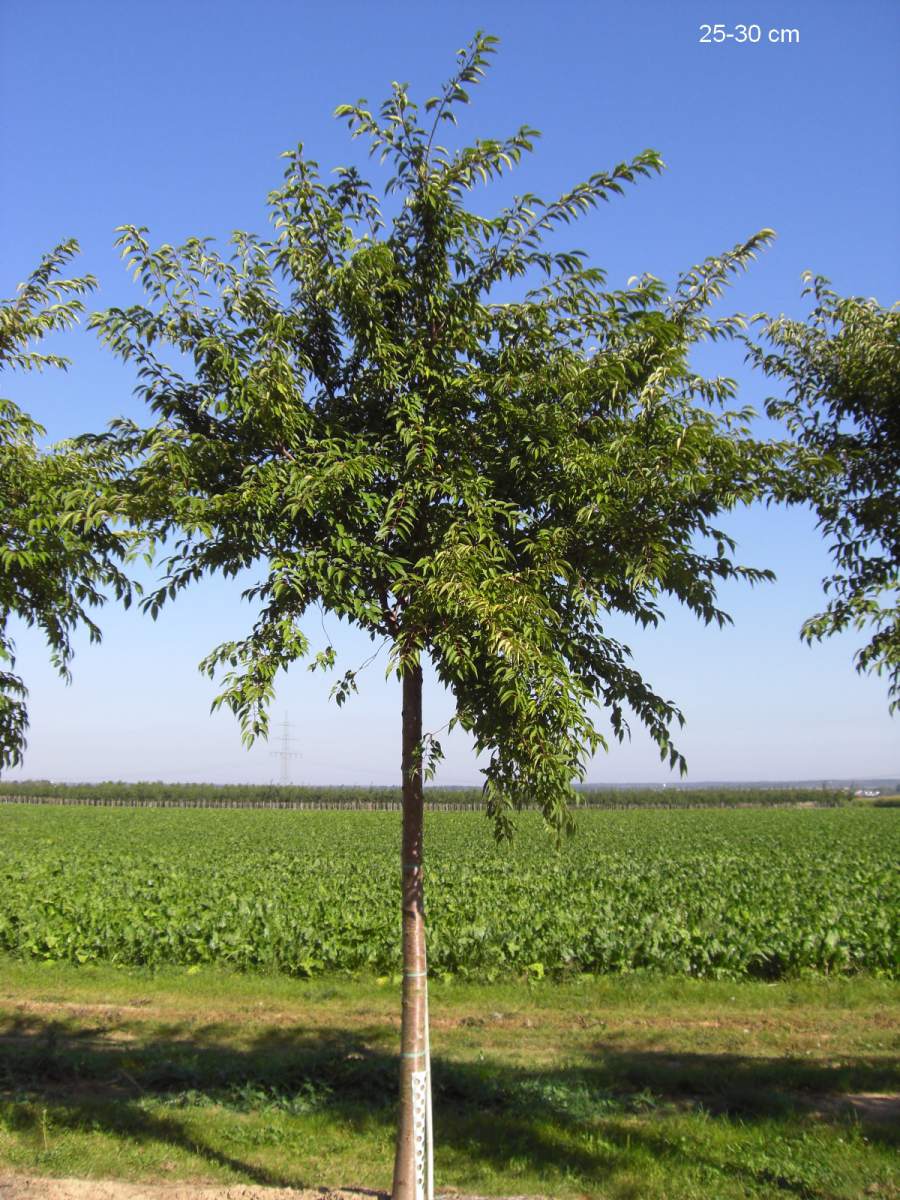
(1, 804, 896, 979)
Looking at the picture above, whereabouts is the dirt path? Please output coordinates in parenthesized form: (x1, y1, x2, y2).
(0, 1180, 384, 1200)
(0, 1178, 544, 1200)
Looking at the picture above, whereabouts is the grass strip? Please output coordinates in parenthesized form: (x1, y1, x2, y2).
(0, 961, 896, 1198)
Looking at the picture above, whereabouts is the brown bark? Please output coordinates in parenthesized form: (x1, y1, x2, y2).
(391, 663, 427, 1199)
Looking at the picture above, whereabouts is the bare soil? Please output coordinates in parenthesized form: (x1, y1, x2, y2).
(0, 1179, 543, 1200)
(818, 1093, 900, 1122)
(0, 1180, 396, 1200)
(0, 1180, 383, 1200)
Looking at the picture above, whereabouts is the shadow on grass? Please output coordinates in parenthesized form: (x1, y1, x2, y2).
(0, 1012, 896, 1196)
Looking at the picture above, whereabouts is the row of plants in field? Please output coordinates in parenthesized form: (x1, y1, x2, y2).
(0, 805, 895, 979)
(0, 779, 850, 808)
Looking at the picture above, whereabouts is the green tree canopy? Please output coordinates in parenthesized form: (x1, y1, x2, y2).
(94, 35, 779, 833)
(0, 242, 132, 769)
(748, 276, 899, 710)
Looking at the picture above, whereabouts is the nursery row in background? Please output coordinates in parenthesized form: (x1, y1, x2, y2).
(0, 779, 853, 809)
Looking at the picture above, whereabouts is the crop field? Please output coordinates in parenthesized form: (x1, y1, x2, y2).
(0, 805, 896, 980)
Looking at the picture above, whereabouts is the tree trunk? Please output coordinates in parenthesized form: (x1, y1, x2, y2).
(392, 662, 429, 1199)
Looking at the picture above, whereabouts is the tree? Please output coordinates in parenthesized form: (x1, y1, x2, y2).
(92, 34, 780, 1196)
(0, 242, 132, 770)
(747, 277, 899, 710)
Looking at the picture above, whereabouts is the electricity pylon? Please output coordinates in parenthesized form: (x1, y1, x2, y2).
(270, 714, 299, 785)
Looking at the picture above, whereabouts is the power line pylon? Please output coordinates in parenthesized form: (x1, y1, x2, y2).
(270, 714, 299, 786)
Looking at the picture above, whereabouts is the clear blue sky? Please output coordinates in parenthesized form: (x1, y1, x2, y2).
(1, 1, 897, 785)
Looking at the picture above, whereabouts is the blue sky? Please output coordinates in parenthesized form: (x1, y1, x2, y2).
(1, 0, 897, 785)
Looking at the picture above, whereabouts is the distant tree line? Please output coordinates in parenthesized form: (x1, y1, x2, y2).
(0, 779, 849, 809)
